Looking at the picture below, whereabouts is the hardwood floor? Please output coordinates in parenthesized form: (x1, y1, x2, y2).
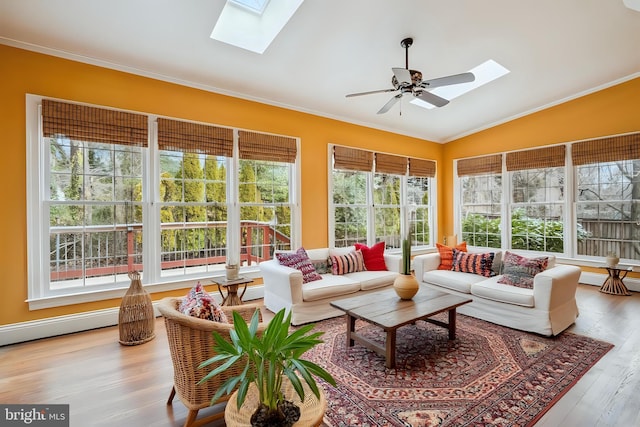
(0, 284, 638, 427)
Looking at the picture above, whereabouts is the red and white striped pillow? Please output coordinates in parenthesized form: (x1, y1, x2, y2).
(330, 250, 365, 275)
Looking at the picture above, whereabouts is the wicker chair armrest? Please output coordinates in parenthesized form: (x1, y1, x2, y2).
(158, 298, 267, 335)
(222, 302, 264, 323)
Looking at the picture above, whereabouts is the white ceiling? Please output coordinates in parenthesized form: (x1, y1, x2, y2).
(1, 0, 639, 142)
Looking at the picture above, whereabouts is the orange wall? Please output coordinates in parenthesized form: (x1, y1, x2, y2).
(440, 77, 640, 238)
(0, 44, 441, 325)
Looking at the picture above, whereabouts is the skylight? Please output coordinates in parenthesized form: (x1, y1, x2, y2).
(211, 0, 305, 54)
(229, 0, 270, 15)
(410, 59, 510, 109)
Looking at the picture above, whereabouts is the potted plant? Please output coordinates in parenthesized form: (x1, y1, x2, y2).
(198, 308, 336, 427)
(393, 237, 419, 299)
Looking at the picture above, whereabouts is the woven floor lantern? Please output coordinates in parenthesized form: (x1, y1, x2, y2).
(119, 271, 155, 346)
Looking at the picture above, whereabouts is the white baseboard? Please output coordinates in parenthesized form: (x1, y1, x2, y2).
(0, 285, 265, 347)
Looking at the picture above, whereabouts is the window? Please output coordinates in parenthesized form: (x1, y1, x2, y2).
(238, 130, 298, 264)
(573, 133, 640, 262)
(457, 155, 503, 248)
(330, 145, 435, 250)
(507, 145, 566, 253)
(27, 97, 299, 307)
(454, 132, 640, 264)
(157, 118, 233, 279)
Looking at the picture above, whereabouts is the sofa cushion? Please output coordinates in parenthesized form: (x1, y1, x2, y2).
(344, 270, 399, 291)
(422, 270, 487, 294)
(354, 242, 387, 271)
(436, 242, 468, 270)
(451, 249, 495, 277)
(276, 247, 322, 284)
(471, 277, 535, 307)
(301, 275, 361, 301)
(497, 251, 548, 289)
(330, 250, 365, 275)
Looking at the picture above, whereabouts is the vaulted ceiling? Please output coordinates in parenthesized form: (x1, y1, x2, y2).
(1, 0, 639, 142)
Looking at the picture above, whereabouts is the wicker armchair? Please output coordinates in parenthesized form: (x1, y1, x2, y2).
(158, 297, 267, 427)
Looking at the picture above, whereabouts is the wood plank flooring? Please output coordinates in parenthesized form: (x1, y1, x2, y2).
(0, 284, 638, 427)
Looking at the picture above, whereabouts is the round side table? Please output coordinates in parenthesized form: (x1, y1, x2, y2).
(598, 265, 632, 296)
(212, 276, 252, 306)
(225, 377, 326, 426)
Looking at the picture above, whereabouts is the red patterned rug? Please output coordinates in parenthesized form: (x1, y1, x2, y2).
(301, 314, 612, 427)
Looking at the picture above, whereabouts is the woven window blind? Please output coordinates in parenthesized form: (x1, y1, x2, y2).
(457, 154, 502, 176)
(42, 99, 148, 147)
(506, 145, 565, 171)
(375, 153, 407, 175)
(409, 158, 436, 178)
(572, 132, 640, 166)
(333, 146, 373, 172)
(238, 131, 297, 163)
(157, 118, 233, 157)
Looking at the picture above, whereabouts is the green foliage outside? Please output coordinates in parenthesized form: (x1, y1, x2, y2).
(462, 208, 590, 252)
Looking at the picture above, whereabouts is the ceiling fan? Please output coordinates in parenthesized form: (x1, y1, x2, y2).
(346, 38, 475, 114)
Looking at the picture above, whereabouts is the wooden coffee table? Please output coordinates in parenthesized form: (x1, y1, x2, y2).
(330, 287, 472, 368)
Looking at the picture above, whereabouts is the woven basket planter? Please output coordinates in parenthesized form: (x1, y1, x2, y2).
(119, 271, 155, 346)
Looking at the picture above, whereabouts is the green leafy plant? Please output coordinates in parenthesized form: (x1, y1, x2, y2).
(401, 238, 411, 275)
(198, 308, 336, 419)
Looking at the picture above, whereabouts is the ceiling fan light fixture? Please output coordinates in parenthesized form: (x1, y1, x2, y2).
(411, 59, 510, 109)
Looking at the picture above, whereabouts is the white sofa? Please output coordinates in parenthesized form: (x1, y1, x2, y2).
(259, 247, 402, 325)
(412, 251, 581, 336)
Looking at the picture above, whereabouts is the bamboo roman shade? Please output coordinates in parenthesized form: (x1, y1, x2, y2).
(457, 154, 502, 176)
(333, 146, 374, 172)
(409, 158, 436, 178)
(375, 153, 408, 175)
(42, 99, 148, 147)
(157, 118, 233, 157)
(506, 145, 565, 171)
(238, 131, 297, 163)
(572, 132, 640, 166)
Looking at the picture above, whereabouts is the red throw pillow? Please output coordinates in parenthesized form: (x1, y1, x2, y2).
(436, 241, 468, 270)
(354, 242, 387, 271)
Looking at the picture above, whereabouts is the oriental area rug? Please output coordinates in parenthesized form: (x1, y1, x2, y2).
(300, 314, 613, 427)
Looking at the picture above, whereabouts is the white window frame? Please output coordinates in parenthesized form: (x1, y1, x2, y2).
(328, 145, 436, 251)
(454, 141, 639, 265)
(26, 95, 301, 309)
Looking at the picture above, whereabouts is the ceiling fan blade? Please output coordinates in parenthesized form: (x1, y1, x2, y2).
(415, 90, 449, 108)
(392, 67, 412, 85)
(420, 72, 475, 89)
(377, 94, 403, 114)
(346, 88, 397, 98)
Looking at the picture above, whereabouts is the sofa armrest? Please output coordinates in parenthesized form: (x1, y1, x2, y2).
(259, 259, 304, 305)
(532, 264, 581, 311)
(412, 253, 441, 281)
(384, 253, 403, 273)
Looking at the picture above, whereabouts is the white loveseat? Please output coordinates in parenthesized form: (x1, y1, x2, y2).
(259, 247, 402, 325)
(413, 251, 581, 336)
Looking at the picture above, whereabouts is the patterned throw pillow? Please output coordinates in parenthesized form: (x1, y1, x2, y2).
(451, 249, 495, 277)
(179, 282, 228, 322)
(497, 251, 549, 289)
(330, 250, 366, 275)
(311, 259, 331, 275)
(436, 242, 468, 270)
(354, 242, 387, 271)
(276, 247, 323, 283)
